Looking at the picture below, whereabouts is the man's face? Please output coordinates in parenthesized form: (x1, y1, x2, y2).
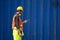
(19, 10, 22, 14)
(18, 10, 23, 16)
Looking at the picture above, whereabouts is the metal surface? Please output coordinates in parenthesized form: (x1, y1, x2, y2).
(0, 0, 60, 40)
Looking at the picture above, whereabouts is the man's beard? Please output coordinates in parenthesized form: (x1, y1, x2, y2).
(18, 14, 21, 16)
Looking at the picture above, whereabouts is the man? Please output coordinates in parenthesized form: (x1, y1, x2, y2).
(12, 6, 28, 40)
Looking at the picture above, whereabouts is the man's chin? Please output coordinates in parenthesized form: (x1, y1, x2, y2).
(18, 14, 21, 16)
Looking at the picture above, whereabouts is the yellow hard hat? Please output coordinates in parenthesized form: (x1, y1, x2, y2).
(17, 6, 23, 11)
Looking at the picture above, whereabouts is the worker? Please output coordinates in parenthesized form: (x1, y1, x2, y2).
(12, 6, 28, 40)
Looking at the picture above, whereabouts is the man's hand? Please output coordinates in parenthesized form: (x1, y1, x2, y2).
(18, 30, 24, 36)
(23, 20, 28, 23)
(23, 19, 30, 23)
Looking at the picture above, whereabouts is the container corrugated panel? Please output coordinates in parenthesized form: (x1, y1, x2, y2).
(0, 0, 60, 40)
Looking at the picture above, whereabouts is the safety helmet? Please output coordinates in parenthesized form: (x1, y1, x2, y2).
(17, 6, 23, 11)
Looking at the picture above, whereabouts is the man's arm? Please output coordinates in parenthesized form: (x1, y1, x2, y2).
(12, 14, 17, 29)
(12, 16, 15, 29)
(15, 16, 19, 29)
